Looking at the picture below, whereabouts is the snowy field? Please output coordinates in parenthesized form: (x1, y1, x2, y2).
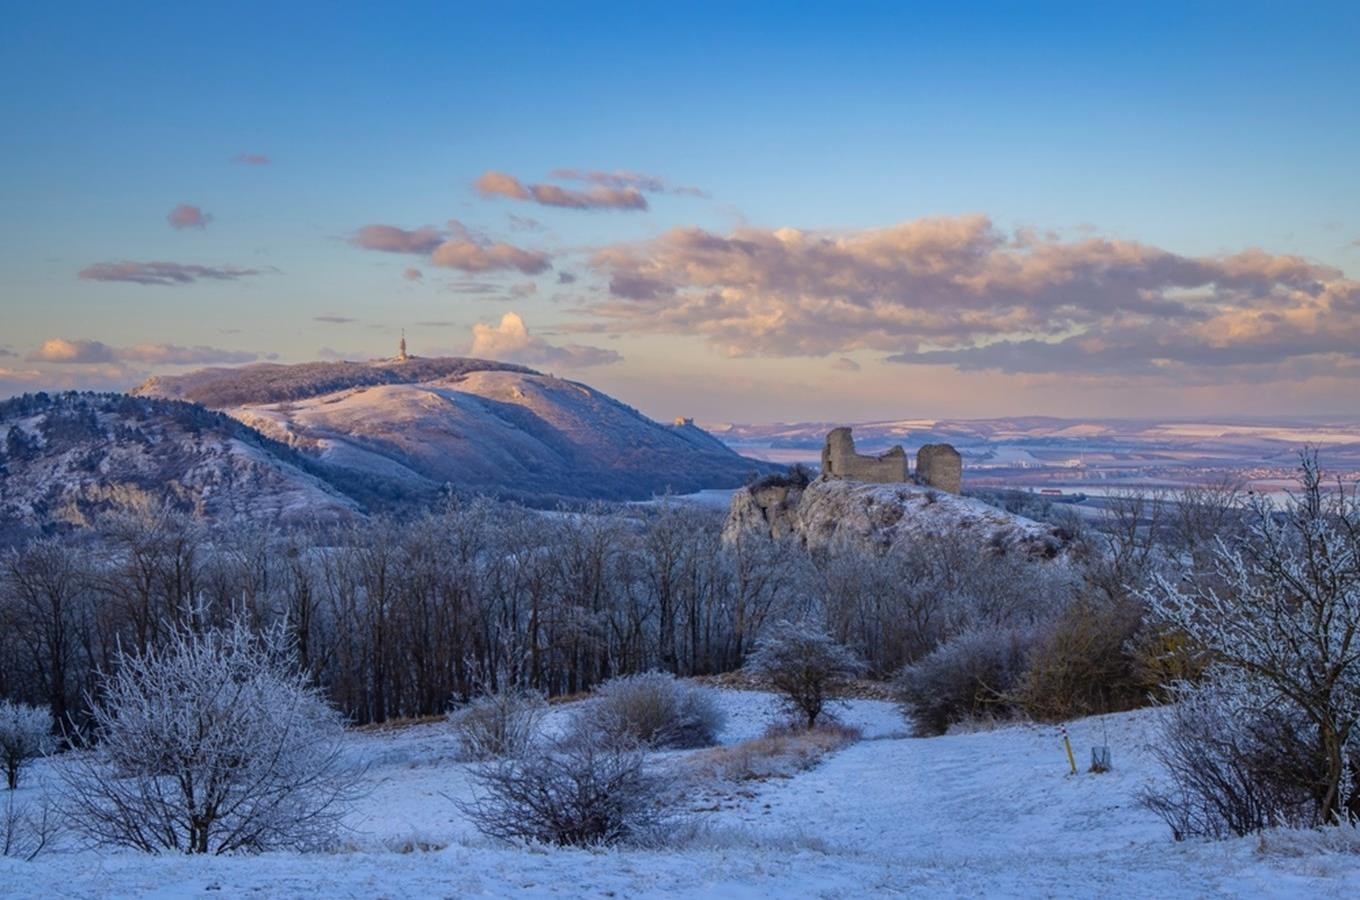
(5, 690, 1360, 898)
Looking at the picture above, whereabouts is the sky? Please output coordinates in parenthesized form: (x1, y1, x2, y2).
(2, 1, 1359, 424)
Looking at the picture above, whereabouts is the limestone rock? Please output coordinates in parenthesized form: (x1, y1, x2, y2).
(725, 476, 1073, 564)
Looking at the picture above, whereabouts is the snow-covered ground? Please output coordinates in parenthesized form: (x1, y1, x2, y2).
(5, 690, 1360, 898)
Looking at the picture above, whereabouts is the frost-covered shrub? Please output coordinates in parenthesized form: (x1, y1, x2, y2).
(745, 620, 866, 729)
(0, 700, 51, 790)
(1144, 455, 1360, 829)
(462, 730, 674, 847)
(61, 621, 357, 854)
(577, 672, 724, 749)
(1140, 676, 1322, 839)
(894, 626, 1036, 735)
(450, 689, 547, 760)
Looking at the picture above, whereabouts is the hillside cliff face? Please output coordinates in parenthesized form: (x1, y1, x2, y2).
(136, 358, 777, 503)
(0, 392, 359, 537)
(725, 476, 1074, 562)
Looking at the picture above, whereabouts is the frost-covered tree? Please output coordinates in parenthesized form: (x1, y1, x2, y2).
(0, 700, 51, 790)
(1146, 453, 1360, 827)
(62, 621, 357, 854)
(745, 620, 866, 728)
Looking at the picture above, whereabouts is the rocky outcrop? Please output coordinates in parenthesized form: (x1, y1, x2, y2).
(820, 427, 909, 483)
(725, 476, 1073, 563)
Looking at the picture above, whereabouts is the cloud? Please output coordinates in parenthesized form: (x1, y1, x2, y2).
(507, 214, 543, 231)
(831, 357, 861, 371)
(469, 312, 621, 369)
(314, 315, 356, 324)
(550, 168, 708, 198)
(28, 339, 118, 364)
(585, 215, 1360, 381)
(119, 344, 262, 365)
(27, 338, 260, 366)
(79, 261, 260, 285)
(403, 267, 423, 281)
(349, 220, 551, 274)
(473, 170, 647, 211)
(557, 271, 577, 284)
(0, 364, 137, 397)
(167, 203, 211, 230)
(349, 224, 445, 254)
(232, 153, 270, 166)
(431, 238, 550, 274)
(0, 346, 14, 358)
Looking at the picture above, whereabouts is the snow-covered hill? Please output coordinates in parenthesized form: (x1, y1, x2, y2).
(139, 359, 778, 503)
(5, 689, 1358, 897)
(0, 392, 359, 537)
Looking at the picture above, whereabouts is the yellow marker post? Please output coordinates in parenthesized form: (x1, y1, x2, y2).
(1061, 725, 1077, 775)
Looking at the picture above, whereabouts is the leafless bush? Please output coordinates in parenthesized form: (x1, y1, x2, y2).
(0, 700, 51, 790)
(577, 672, 725, 749)
(61, 621, 358, 854)
(449, 689, 547, 760)
(461, 730, 675, 847)
(1, 790, 59, 860)
(894, 626, 1037, 735)
(1015, 595, 1148, 721)
(745, 620, 865, 729)
(1140, 677, 1320, 840)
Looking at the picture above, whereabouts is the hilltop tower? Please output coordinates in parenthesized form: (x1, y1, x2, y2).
(398, 330, 409, 362)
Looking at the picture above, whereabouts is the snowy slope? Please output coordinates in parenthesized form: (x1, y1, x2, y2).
(5, 690, 1359, 898)
(141, 360, 778, 503)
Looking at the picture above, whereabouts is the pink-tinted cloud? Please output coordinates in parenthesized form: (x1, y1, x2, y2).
(79, 261, 260, 285)
(28, 339, 119, 364)
(473, 170, 647, 211)
(469, 312, 620, 368)
(167, 204, 211, 230)
(349, 224, 445, 254)
(232, 152, 270, 166)
(315, 315, 357, 324)
(403, 267, 424, 281)
(585, 215, 1360, 381)
(349, 221, 550, 274)
(27, 338, 260, 366)
(431, 239, 550, 275)
(831, 357, 861, 371)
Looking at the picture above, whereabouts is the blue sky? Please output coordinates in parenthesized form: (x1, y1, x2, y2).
(3, 2, 1358, 421)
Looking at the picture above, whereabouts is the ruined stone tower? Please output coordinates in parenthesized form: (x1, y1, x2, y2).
(820, 427, 909, 483)
(916, 443, 962, 494)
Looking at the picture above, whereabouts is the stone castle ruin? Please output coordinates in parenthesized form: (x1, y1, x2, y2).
(820, 427, 962, 493)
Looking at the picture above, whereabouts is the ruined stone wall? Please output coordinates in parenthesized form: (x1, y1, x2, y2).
(820, 427, 909, 483)
(916, 443, 962, 494)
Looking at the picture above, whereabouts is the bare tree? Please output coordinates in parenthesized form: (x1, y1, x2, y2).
(1146, 452, 1360, 826)
(61, 620, 357, 854)
(0, 699, 51, 789)
(745, 620, 866, 728)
